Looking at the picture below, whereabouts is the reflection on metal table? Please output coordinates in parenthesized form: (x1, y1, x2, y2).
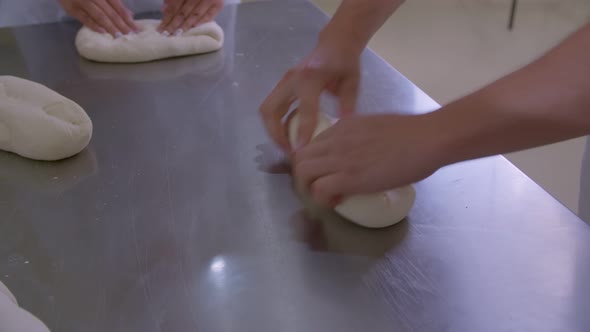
(0, 1, 589, 331)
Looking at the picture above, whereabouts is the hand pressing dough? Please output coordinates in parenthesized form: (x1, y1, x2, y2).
(0, 76, 93, 161)
(75, 19, 224, 63)
(288, 111, 416, 228)
(0, 281, 51, 332)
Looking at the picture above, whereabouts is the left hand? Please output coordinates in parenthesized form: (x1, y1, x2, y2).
(293, 113, 448, 207)
(158, 0, 224, 35)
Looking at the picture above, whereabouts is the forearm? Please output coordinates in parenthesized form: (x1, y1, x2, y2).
(318, 0, 405, 55)
(433, 23, 590, 166)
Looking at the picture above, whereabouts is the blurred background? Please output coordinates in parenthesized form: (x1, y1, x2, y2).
(312, 0, 590, 216)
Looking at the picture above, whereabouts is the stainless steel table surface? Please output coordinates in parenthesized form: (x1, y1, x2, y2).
(1, 1, 590, 331)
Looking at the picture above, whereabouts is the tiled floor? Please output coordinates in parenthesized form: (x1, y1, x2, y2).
(312, 0, 590, 215)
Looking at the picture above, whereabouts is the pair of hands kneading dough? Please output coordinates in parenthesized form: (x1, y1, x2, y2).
(287, 111, 416, 229)
(0, 76, 92, 161)
(75, 19, 224, 63)
(0, 281, 51, 332)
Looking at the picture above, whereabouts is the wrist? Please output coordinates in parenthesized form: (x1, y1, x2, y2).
(318, 26, 367, 57)
(421, 104, 477, 168)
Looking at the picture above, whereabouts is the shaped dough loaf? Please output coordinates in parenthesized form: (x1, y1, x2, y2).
(0, 281, 51, 332)
(288, 111, 415, 228)
(0, 76, 92, 161)
(75, 19, 224, 63)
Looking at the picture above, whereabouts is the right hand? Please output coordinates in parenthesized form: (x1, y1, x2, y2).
(259, 42, 361, 153)
(59, 0, 139, 37)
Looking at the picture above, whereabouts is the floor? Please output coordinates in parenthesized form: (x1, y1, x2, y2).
(312, 0, 590, 215)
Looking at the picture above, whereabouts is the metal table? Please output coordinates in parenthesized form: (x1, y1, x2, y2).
(1, 1, 589, 331)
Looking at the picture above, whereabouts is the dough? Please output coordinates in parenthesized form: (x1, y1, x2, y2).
(75, 19, 224, 63)
(0, 281, 51, 332)
(288, 111, 416, 228)
(0, 76, 93, 161)
(78, 49, 224, 81)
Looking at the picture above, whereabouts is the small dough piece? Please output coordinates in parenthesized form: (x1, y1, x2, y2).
(0, 76, 93, 161)
(75, 19, 224, 63)
(288, 111, 416, 228)
(0, 281, 51, 332)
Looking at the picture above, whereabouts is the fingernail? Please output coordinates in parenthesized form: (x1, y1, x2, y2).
(173, 29, 183, 36)
(98, 28, 106, 34)
(162, 30, 170, 37)
(114, 31, 123, 38)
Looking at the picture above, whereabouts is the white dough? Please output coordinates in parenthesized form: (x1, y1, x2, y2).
(288, 111, 416, 228)
(75, 19, 224, 63)
(0, 76, 93, 161)
(0, 281, 51, 332)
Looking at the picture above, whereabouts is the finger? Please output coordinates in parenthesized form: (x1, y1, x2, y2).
(168, 0, 199, 35)
(311, 173, 355, 207)
(77, 9, 106, 34)
(86, 2, 119, 37)
(338, 77, 359, 116)
(181, 12, 201, 31)
(296, 75, 325, 149)
(259, 71, 298, 150)
(293, 141, 331, 165)
(159, 0, 187, 33)
(259, 77, 297, 152)
(194, 2, 220, 26)
(107, 0, 139, 32)
(259, 96, 294, 152)
(294, 157, 340, 192)
(94, 0, 133, 34)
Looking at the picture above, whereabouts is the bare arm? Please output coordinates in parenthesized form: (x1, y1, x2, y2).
(317, 0, 405, 54)
(260, 0, 405, 151)
(293, 22, 590, 205)
(437, 22, 590, 165)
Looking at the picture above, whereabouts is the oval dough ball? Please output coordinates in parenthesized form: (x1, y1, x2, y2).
(0, 281, 50, 332)
(288, 111, 416, 228)
(0, 76, 93, 161)
(75, 19, 224, 63)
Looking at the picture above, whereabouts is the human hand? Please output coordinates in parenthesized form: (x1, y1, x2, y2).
(293, 113, 447, 206)
(158, 0, 224, 36)
(259, 43, 361, 153)
(59, 0, 138, 37)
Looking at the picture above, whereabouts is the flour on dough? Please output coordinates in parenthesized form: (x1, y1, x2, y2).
(0, 281, 51, 332)
(0, 76, 93, 161)
(75, 19, 224, 63)
(288, 111, 416, 228)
